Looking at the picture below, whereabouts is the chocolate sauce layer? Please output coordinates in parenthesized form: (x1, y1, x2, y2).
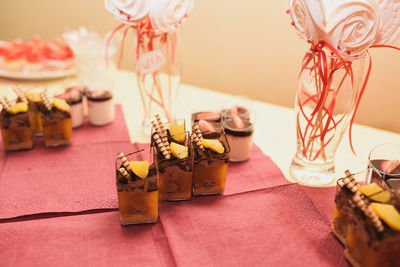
(86, 90, 113, 102)
(117, 164, 158, 192)
(1, 110, 30, 129)
(41, 107, 71, 124)
(224, 119, 254, 137)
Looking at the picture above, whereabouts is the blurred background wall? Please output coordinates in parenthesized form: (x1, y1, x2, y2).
(1, 0, 400, 133)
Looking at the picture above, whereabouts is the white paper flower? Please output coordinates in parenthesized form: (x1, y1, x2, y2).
(104, 0, 153, 26)
(374, 0, 400, 45)
(325, 0, 379, 56)
(289, 0, 326, 44)
(150, 0, 194, 33)
(290, 0, 383, 56)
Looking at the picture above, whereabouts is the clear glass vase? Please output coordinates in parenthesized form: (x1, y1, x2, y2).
(289, 50, 367, 186)
(134, 30, 181, 134)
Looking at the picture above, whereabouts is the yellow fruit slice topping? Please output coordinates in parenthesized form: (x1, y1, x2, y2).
(201, 139, 225, 154)
(169, 125, 186, 142)
(129, 161, 149, 179)
(359, 183, 383, 196)
(53, 98, 71, 112)
(8, 102, 28, 114)
(359, 183, 391, 203)
(170, 142, 188, 159)
(26, 92, 41, 102)
(370, 203, 400, 231)
(370, 191, 391, 203)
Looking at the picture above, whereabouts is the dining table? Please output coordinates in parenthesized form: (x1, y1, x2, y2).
(1, 68, 400, 266)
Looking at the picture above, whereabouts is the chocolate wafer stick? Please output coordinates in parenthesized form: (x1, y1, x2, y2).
(365, 206, 384, 232)
(345, 169, 359, 186)
(193, 124, 204, 142)
(0, 97, 11, 111)
(155, 114, 171, 153)
(352, 193, 384, 232)
(341, 171, 359, 194)
(13, 85, 28, 103)
(40, 91, 52, 111)
(118, 152, 131, 171)
(154, 133, 171, 159)
(155, 114, 166, 136)
(151, 119, 161, 134)
(191, 132, 205, 151)
(151, 118, 171, 154)
(118, 167, 130, 179)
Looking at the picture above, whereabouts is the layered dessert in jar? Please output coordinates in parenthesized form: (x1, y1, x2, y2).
(39, 92, 72, 147)
(191, 124, 230, 195)
(151, 116, 193, 201)
(332, 170, 400, 267)
(0, 98, 34, 151)
(86, 89, 114, 126)
(56, 86, 85, 128)
(115, 149, 158, 225)
(223, 106, 254, 162)
(25, 88, 45, 136)
(191, 111, 222, 138)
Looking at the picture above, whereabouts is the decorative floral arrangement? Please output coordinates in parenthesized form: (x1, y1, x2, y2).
(105, 0, 194, 122)
(289, 0, 400, 159)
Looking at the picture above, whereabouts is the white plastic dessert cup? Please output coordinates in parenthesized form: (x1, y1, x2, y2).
(87, 89, 115, 126)
(223, 106, 254, 162)
(56, 86, 85, 128)
(70, 102, 84, 128)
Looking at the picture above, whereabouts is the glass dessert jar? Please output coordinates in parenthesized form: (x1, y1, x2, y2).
(332, 169, 400, 266)
(26, 88, 45, 136)
(155, 131, 193, 201)
(223, 106, 254, 162)
(40, 94, 72, 147)
(151, 118, 193, 201)
(368, 143, 400, 191)
(0, 100, 34, 151)
(115, 148, 159, 225)
(191, 126, 230, 195)
(56, 86, 85, 128)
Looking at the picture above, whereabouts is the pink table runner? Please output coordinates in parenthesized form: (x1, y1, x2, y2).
(0, 185, 343, 266)
(1, 114, 290, 219)
(0, 114, 346, 266)
(0, 105, 132, 219)
(158, 184, 345, 267)
(0, 211, 175, 267)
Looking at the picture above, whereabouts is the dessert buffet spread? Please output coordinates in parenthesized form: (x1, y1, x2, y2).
(0, 85, 115, 150)
(0, 36, 75, 76)
(115, 111, 245, 225)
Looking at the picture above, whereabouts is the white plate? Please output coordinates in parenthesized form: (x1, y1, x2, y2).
(0, 68, 77, 80)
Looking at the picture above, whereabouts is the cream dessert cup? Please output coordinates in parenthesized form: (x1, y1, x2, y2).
(86, 90, 114, 126)
(56, 86, 85, 128)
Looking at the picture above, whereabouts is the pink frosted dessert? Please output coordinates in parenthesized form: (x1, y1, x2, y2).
(86, 90, 114, 126)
